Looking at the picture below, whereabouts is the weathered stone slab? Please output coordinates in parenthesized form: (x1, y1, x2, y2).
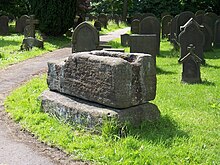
(0, 16, 9, 35)
(47, 51, 156, 108)
(40, 90, 160, 128)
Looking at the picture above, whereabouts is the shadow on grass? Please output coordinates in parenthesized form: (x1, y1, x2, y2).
(204, 48, 220, 59)
(201, 79, 216, 86)
(0, 39, 21, 47)
(129, 115, 189, 147)
(203, 63, 220, 69)
(158, 49, 179, 58)
(44, 36, 71, 48)
(156, 67, 176, 75)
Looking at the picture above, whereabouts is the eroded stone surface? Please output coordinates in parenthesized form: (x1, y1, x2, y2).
(41, 90, 160, 128)
(47, 51, 156, 108)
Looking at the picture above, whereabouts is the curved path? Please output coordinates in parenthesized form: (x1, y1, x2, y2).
(0, 27, 130, 165)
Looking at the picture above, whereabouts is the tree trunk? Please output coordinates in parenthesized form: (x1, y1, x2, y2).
(122, 0, 128, 21)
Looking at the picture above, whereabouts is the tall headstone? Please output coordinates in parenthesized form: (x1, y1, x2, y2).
(130, 34, 157, 65)
(177, 11, 195, 37)
(94, 21, 102, 31)
(72, 22, 99, 53)
(179, 44, 202, 83)
(15, 15, 29, 33)
(131, 19, 140, 34)
(141, 13, 156, 20)
(140, 16, 160, 55)
(170, 15, 179, 44)
(214, 19, 220, 48)
(132, 13, 142, 21)
(179, 18, 205, 65)
(98, 14, 108, 29)
(161, 15, 173, 38)
(195, 10, 205, 16)
(201, 24, 213, 51)
(24, 15, 39, 38)
(0, 16, 9, 35)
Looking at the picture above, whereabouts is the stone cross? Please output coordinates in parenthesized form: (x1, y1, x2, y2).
(179, 44, 202, 83)
(25, 15, 39, 38)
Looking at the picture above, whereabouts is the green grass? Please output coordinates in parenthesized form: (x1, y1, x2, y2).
(99, 20, 128, 35)
(0, 33, 70, 69)
(5, 40, 220, 164)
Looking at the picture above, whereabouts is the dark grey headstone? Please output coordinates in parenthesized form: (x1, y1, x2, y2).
(141, 13, 156, 20)
(94, 21, 102, 31)
(0, 16, 9, 35)
(131, 19, 140, 34)
(170, 15, 179, 44)
(21, 37, 44, 50)
(161, 15, 173, 38)
(195, 10, 205, 16)
(161, 12, 170, 19)
(132, 13, 142, 21)
(179, 44, 202, 83)
(177, 11, 195, 37)
(139, 16, 160, 55)
(72, 22, 99, 52)
(214, 19, 220, 48)
(179, 18, 205, 65)
(98, 14, 108, 29)
(129, 34, 157, 64)
(201, 24, 213, 51)
(113, 14, 120, 25)
(24, 15, 39, 38)
(15, 15, 29, 33)
(121, 34, 130, 47)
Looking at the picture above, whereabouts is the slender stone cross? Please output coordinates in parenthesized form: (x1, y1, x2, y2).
(25, 15, 39, 38)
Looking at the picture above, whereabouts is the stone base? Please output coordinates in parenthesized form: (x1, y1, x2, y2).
(40, 90, 160, 129)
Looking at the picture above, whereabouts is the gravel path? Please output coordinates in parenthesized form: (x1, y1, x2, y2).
(0, 27, 130, 165)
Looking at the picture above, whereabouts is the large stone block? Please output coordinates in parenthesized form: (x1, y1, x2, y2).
(40, 90, 160, 128)
(47, 51, 156, 109)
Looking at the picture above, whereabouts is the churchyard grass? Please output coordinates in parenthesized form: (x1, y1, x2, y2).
(99, 21, 128, 35)
(5, 39, 220, 164)
(0, 34, 70, 69)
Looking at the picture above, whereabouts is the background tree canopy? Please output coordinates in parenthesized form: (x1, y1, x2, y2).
(0, 0, 219, 36)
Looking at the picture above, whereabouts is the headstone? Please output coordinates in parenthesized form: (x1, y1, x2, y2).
(94, 21, 102, 31)
(195, 10, 205, 16)
(98, 14, 108, 29)
(177, 11, 195, 37)
(141, 13, 156, 20)
(121, 34, 130, 47)
(201, 24, 213, 51)
(24, 15, 39, 38)
(0, 16, 9, 35)
(161, 15, 173, 38)
(72, 22, 99, 53)
(214, 19, 220, 48)
(161, 12, 170, 19)
(130, 34, 157, 64)
(15, 15, 29, 33)
(47, 51, 156, 108)
(132, 13, 142, 21)
(179, 18, 205, 65)
(21, 37, 44, 50)
(113, 14, 120, 26)
(179, 44, 202, 83)
(204, 12, 218, 39)
(170, 15, 179, 44)
(196, 14, 214, 41)
(131, 19, 140, 34)
(139, 16, 160, 55)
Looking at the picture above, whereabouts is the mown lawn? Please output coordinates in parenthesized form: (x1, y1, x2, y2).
(5, 39, 220, 164)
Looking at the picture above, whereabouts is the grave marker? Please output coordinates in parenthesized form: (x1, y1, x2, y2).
(0, 16, 9, 35)
(72, 22, 99, 52)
